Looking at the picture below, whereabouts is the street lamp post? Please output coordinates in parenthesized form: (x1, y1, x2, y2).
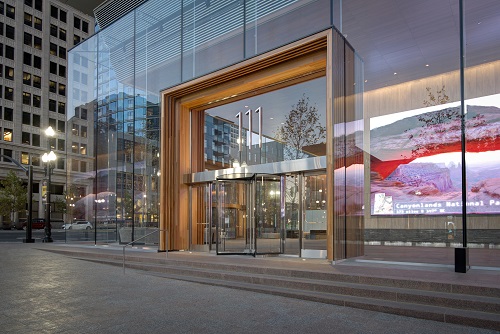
(42, 126, 56, 243)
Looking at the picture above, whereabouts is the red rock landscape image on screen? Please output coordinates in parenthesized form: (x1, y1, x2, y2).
(370, 94, 500, 215)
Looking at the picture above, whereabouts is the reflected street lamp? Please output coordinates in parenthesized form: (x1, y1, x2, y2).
(42, 126, 56, 242)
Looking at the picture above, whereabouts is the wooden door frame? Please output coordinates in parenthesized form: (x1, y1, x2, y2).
(159, 30, 336, 260)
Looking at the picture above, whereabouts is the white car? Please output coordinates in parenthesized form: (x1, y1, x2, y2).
(63, 221, 93, 230)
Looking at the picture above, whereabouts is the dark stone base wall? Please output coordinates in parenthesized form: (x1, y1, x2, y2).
(365, 229, 500, 246)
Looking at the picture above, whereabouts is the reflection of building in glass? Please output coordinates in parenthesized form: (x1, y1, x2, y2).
(0, 1, 94, 224)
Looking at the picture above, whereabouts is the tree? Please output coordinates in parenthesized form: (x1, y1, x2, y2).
(274, 94, 326, 161)
(274, 94, 326, 215)
(418, 86, 458, 131)
(0, 171, 27, 223)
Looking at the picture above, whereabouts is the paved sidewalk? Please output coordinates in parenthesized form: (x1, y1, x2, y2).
(0, 243, 498, 333)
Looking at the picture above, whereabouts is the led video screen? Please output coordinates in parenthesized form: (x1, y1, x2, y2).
(370, 94, 500, 215)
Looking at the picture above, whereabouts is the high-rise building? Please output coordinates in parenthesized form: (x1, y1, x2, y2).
(0, 0, 94, 224)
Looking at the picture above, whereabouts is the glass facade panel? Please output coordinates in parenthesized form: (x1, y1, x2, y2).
(464, 0, 500, 267)
(204, 77, 326, 168)
(182, 0, 244, 81)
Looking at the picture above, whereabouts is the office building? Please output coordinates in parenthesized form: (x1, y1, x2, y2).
(0, 0, 94, 225)
(68, 0, 500, 269)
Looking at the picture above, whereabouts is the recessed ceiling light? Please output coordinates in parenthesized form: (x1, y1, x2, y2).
(270, 117, 274, 120)
(364, 79, 368, 83)
(393, 72, 397, 75)
(478, 21, 482, 25)
(425, 64, 429, 67)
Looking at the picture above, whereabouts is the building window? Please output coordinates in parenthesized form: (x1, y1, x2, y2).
(24, 32, 33, 47)
(4, 87, 14, 100)
(0, 44, 3, 58)
(22, 132, 31, 145)
(60, 10, 66, 23)
(81, 126, 87, 138)
(33, 56, 41, 69)
(34, 17, 42, 31)
(33, 114, 40, 127)
(3, 149, 12, 161)
(58, 102, 65, 114)
(82, 21, 89, 33)
(49, 118, 56, 129)
(74, 34, 81, 45)
(33, 75, 41, 89)
(23, 112, 31, 125)
(59, 46, 66, 59)
(49, 99, 56, 112)
(50, 24, 57, 37)
(21, 152, 30, 165)
(72, 142, 78, 154)
(23, 72, 32, 85)
(56, 158, 64, 170)
(3, 129, 13, 142)
(33, 95, 41, 108)
(23, 92, 31, 105)
(25, 0, 33, 7)
(74, 17, 80, 29)
(50, 5, 57, 19)
(34, 36, 42, 50)
(5, 45, 14, 60)
(32, 156, 40, 166)
(59, 28, 66, 41)
(80, 161, 87, 172)
(81, 108, 87, 120)
(32, 133, 40, 147)
(58, 139, 65, 151)
(4, 108, 13, 121)
(50, 61, 57, 74)
(50, 43, 57, 56)
(49, 80, 57, 93)
(48, 137, 56, 150)
(59, 65, 66, 77)
(80, 144, 87, 155)
(72, 159, 79, 172)
(58, 83, 66, 96)
(57, 120, 65, 133)
(72, 125, 79, 136)
(5, 66, 14, 80)
(25, 13, 33, 26)
(24, 52, 32, 66)
(6, 25, 15, 39)
(34, 0, 42, 12)
(6, 4, 14, 20)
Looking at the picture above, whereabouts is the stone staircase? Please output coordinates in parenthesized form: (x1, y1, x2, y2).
(43, 248, 500, 331)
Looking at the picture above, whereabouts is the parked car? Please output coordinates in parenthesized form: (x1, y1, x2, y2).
(14, 218, 28, 230)
(31, 218, 46, 229)
(63, 221, 93, 230)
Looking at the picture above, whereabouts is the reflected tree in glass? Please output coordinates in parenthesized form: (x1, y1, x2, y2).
(274, 94, 326, 161)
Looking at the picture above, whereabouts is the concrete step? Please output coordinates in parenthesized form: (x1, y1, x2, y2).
(41, 248, 500, 331)
(45, 247, 500, 297)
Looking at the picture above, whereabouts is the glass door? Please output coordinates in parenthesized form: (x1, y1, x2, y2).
(283, 174, 301, 256)
(255, 175, 282, 254)
(216, 175, 255, 254)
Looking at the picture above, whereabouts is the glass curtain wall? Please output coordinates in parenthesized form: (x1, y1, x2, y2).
(66, 34, 97, 242)
(342, 0, 500, 267)
(464, 0, 500, 268)
(68, 0, 334, 245)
